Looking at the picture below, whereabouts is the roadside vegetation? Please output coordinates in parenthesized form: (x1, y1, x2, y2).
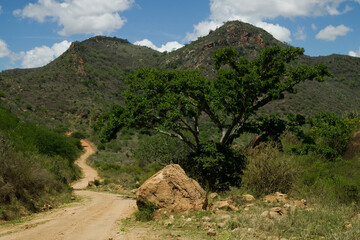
(116, 112, 360, 239)
(0, 107, 82, 221)
(90, 45, 360, 239)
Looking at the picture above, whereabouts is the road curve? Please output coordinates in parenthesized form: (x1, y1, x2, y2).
(72, 139, 99, 190)
(0, 139, 136, 240)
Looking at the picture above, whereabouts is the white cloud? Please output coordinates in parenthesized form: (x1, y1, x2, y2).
(256, 22, 291, 42)
(21, 40, 71, 68)
(134, 39, 183, 53)
(186, 0, 357, 43)
(14, 0, 134, 36)
(185, 21, 222, 42)
(158, 42, 184, 53)
(134, 39, 157, 50)
(0, 39, 11, 58)
(311, 24, 317, 30)
(0, 5, 3, 15)
(294, 27, 307, 41)
(315, 24, 353, 41)
(349, 48, 360, 57)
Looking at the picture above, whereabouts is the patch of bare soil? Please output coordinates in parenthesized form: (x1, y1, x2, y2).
(0, 139, 136, 240)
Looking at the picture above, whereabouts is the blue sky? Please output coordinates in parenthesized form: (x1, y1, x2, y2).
(0, 0, 360, 71)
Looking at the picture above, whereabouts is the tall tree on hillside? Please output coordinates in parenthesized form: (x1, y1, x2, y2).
(99, 46, 330, 150)
(97, 46, 330, 189)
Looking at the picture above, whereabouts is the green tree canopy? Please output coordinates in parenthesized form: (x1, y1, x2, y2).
(100, 46, 330, 152)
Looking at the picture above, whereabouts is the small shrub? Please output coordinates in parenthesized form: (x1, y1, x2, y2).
(93, 179, 101, 186)
(135, 201, 158, 222)
(25, 104, 32, 111)
(242, 143, 300, 197)
(102, 179, 111, 185)
(70, 131, 86, 139)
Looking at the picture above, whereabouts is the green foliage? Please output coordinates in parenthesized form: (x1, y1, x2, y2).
(295, 154, 360, 204)
(93, 179, 101, 186)
(242, 143, 300, 197)
(134, 134, 192, 166)
(135, 201, 159, 222)
(88, 151, 163, 189)
(94, 105, 125, 143)
(300, 112, 358, 161)
(70, 131, 86, 139)
(0, 107, 81, 220)
(32, 128, 81, 164)
(244, 113, 306, 146)
(104, 46, 329, 151)
(183, 142, 245, 190)
(123, 68, 207, 151)
(96, 46, 329, 190)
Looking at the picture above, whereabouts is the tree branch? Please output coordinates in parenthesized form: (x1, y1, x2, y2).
(154, 127, 197, 151)
(203, 101, 225, 132)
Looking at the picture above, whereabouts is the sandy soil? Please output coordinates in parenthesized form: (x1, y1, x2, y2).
(0, 139, 136, 240)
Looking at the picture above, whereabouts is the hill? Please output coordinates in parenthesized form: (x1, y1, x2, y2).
(0, 21, 360, 128)
(0, 37, 162, 128)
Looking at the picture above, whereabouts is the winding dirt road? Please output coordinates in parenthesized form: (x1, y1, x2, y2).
(0, 139, 136, 240)
(72, 139, 99, 189)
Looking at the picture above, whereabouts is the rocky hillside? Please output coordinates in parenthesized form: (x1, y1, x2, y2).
(164, 21, 286, 76)
(0, 21, 360, 128)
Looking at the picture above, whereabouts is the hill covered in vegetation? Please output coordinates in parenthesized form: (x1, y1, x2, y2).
(0, 21, 360, 128)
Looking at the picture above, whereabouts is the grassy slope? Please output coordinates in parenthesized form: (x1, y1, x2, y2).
(0, 37, 162, 128)
(0, 107, 82, 220)
(0, 20, 359, 128)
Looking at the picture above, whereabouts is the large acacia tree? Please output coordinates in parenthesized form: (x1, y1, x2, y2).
(100, 46, 329, 152)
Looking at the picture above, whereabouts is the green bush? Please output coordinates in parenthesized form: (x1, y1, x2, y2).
(0, 107, 81, 220)
(183, 142, 245, 191)
(135, 201, 159, 222)
(70, 131, 86, 139)
(32, 128, 81, 164)
(242, 143, 300, 197)
(0, 138, 68, 220)
(300, 112, 359, 161)
(296, 155, 360, 204)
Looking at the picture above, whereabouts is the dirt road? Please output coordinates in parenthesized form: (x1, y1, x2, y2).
(0, 139, 136, 240)
(72, 139, 99, 189)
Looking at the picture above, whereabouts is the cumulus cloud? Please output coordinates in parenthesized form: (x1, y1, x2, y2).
(316, 24, 353, 41)
(294, 27, 307, 41)
(349, 48, 360, 57)
(186, 0, 357, 43)
(312, 24, 318, 30)
(256, 22, 291, 42)
(0, 40, 11, 58)
(134, 39, 183, 53)
(185, 21, 222, 42)
(21, 40, 71, 68)
(14, 0, 134, 36)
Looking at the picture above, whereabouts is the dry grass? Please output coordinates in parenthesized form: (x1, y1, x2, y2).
(119, 197, 360, 240)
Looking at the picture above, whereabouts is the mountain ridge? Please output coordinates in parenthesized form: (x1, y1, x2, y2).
(0, 21, 359, 128)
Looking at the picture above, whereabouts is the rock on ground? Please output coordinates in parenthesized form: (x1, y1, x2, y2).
(136, 164, 207, 212)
